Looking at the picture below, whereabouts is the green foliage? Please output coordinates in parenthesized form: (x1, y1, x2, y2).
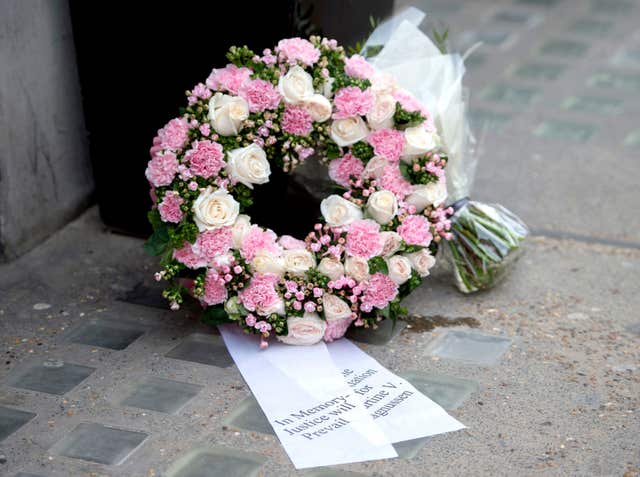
(368, 256, 388, 275)
(201, 305, 232, 326)
(232, 183, 254, 211)
(347, 15, 381, 56)
(144, 210, 170, 257)
(333, 74, 371, 91)
(432, 27, 449, 54)
(352, 141, 374, 161)
(399, 162, 412, 182)
(399, 270, 422, 298)
(226, 45, 256, 68)
(393, 103, 426, 128)
(325, 140, 342, 160)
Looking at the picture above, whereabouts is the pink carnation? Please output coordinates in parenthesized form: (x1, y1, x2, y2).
(333, 87, 375, 119)
(196, 227, 233, 260)
(360, 272, 398, 311)
(279, 235, 306, 250)
(206, 64, 252, 94)
(323, 315, 354, 342)
(380, 164, 413, 199)
(344, 55, 375, 79)
(277, 38, 320, 66)
(282, 104, 313, 136)
(145, 152, 179, 187)
(203, 270, 228, 305)
(241, 225, 281, 261)
(239, 273, 283, 316)
(329, 153, 365, 187)
(397, 215, 433, 247)
(238, 79, 281, 112)
(158, 191, 184, 223)
(185, 140, 225, 178)
(192, 83, 212, 100)
(345, 219, 384, 259)
(158, 118, 190, 151)
(367, 129, 405, 162)
(173, 242, 207, 269)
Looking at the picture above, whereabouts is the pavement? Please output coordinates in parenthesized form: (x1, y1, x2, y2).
(1, 0, 640, 476)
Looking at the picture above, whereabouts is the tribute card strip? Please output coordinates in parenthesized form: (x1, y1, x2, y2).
(219, 325, 397, 469)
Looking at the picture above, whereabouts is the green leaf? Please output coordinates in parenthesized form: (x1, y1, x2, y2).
(379, 304, 391, 319)
(144, 226, 170, 256)
(148, 209, 163, 229)
(399, 162, 412, 181)
(368, 256, 388, 275)
(201, 305, 232, 326)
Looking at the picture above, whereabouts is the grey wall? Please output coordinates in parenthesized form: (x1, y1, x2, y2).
(0, 0, 93, 262)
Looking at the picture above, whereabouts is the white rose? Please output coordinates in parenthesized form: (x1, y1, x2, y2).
(344, 256, 369, 282)
(303, 93, 332, 122)
(260, 296, 286, 316)
(380, 231, 402, 257)
(283, 249, 316, 276)
(401, 126, 439, 160)
(371, 71, 397, 96)
(231, 214, 251, 248)
(208, 92, 249, 136)
(317, 257, 345, 281)
(278, 65, 314, 103)
(323, 294, 352, 321)
(252, 252, 285, 276)
(366, 190, 398, 225)
(367, 94, 396, 130)
(404, 249, 436, 277)
(277, 313, 326, 346)
(406, 182, 448, 211)
(363, 155, 389, 179)
(330, 116, 369, 147)
(386, 255, 412, 285)
(226, 144, 271, 189)
(320, 195, 363, 227)
(193, 187, 240, 231)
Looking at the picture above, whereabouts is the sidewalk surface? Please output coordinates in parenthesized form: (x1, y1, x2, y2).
(1, 0, 639, 476)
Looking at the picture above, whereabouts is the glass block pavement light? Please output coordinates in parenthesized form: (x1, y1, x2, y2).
(561, 95, 623, 116)
(512, 62, 566, 81)
(65, 319, 146, 350)
(346, 319, 407, 346)
(223, 395, 274, 435)
(165, 333, 233, 368)
(533, 120, 596, 142)
(5, 360, 95, 395)
(481, 83, 540, 105)
(0, 406, 36, 442)
(49, 422, 148, 466)
(425, 330, 512, 366)
(165, 445, 266, 477)
(117, 376, 203, 414)
(401, 372, 479, 410)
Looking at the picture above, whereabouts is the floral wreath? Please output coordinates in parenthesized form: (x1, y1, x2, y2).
(145, 36, 453, 347)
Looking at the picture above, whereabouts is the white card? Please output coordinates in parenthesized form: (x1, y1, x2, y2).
(219, 325, 398, 469)
(326, 339, 465, 443)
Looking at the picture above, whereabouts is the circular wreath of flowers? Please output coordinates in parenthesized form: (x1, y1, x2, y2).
(145, 36, 453, 347)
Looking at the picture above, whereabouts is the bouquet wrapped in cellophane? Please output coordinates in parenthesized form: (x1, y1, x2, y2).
(363, 7, 528, 294)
